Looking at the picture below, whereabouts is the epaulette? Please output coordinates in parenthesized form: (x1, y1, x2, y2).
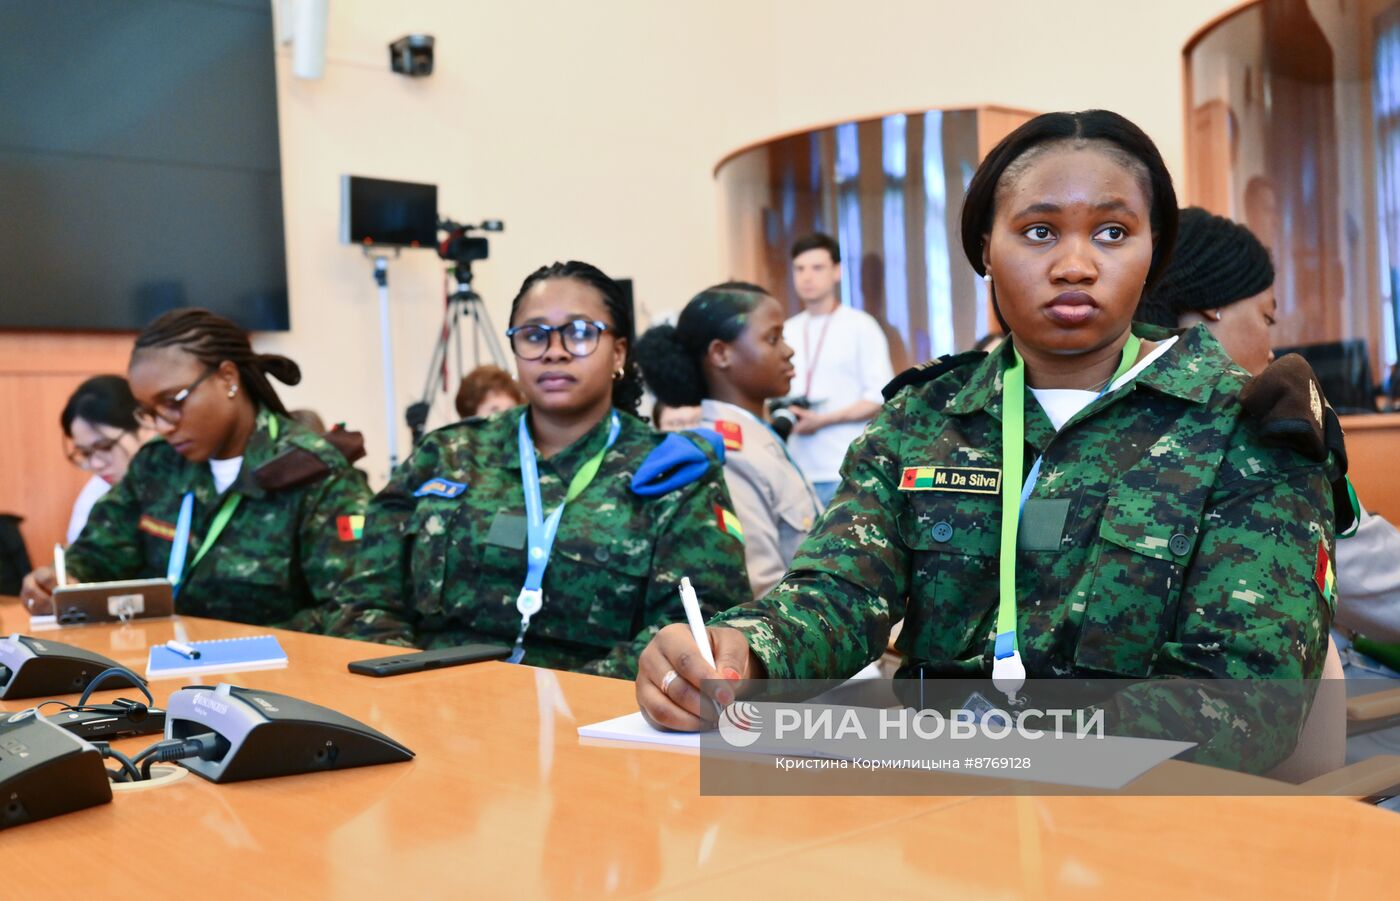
(881, 351, 986, 402)
(253, 422, 362, 492)
(1238, 353, 1356, 533)
(630, 429, 724, 498)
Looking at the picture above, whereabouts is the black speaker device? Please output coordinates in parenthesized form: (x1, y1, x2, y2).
(0, 709, 112, 830)
(0, 634, 139, 700)
(164, 683, 414, 783)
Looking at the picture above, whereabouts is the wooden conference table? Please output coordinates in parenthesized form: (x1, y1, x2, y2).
(3, 598, 1400, 899)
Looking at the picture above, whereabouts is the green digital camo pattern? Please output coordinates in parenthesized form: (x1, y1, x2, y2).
(65, 409, 372, 629)
(325, 407, 751, 678)
(712, 324, 1336, 772)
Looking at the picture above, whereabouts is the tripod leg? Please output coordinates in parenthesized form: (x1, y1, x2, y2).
(377, 279, 399, 470)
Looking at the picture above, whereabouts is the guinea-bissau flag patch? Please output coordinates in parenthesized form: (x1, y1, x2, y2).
(1314, 540, 1335, 603)
(337, 515, 365, 542)
(714, 420, 743, 452)
(714, 505, 744, 544)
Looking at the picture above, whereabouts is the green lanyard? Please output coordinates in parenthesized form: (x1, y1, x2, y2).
(994, 336, 1141, 699)
(169, 415, 276, 590)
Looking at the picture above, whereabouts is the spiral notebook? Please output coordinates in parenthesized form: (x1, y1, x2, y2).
(145, 635, 288, 680)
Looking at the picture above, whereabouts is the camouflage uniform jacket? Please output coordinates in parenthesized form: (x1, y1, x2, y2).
(65, 409, 372, 629)
(713, 324, 1336, 771)
(325, 407, 751, 677)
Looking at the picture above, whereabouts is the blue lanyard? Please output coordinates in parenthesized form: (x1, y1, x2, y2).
(510, 409, 621, 663)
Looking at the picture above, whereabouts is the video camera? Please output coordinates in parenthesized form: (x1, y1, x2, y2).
(437, 218, 504, 267)
(769, 396, 814, 442)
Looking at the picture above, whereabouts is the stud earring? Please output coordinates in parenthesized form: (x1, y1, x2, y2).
(228, 384, 239, 398)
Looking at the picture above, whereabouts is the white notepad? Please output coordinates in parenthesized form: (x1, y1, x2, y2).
(578, 711, 701, 750)
(145, 635, 288, 680)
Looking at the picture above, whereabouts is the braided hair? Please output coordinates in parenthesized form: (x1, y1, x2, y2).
(132, 308, 301, 415)
(634, 281, 770, 407)
(1136, 207, 1275, 328)
(509, 261, 644, 415)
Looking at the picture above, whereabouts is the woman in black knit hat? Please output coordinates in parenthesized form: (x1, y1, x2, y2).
(1136, 206, 1277, 375)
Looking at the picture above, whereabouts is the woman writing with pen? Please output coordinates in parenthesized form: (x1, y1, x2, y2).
(635, 111, 1337, 772)
(20, 308, 370, 630)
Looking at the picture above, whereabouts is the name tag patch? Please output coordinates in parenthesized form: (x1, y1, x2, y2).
(139, 515, 177, 541)
(899, 466, 1001, 495)
(414, 477, 467, 499)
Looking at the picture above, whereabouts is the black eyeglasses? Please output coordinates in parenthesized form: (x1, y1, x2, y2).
(65, 428, 135, 471)
(133, 367, 218, 428)
(505, 320, 611, 361)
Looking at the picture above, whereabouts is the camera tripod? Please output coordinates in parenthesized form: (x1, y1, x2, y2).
(405, 261, 509, 445)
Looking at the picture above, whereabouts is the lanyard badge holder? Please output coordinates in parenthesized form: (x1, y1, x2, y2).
(993, 336, 1141, 703)
(511, 411, 621, 664)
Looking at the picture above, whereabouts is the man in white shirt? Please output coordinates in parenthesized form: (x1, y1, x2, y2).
(783, 233, 893, 505)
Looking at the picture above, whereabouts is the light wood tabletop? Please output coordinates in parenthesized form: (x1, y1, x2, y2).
(3, 598, 1399, 899)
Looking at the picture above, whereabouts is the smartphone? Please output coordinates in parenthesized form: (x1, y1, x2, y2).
(347, 644, 511, 677)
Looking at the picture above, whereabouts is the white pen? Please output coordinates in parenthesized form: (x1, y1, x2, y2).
(53, 544, 67, 588)
(678, 576, 716, 669)
(165, 639, 201, 660)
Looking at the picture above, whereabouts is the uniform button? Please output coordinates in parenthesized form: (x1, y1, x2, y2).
(1168, 533, 1192, 557)
(593, 547, 611, 563)
(931, 521, 954, 543)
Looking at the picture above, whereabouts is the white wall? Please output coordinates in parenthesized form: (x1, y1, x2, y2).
(259, 0, 1243, 484)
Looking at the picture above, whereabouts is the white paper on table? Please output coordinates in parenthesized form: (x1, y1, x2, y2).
(577, 703, 1196, 789)
(577, 711, 700, 753)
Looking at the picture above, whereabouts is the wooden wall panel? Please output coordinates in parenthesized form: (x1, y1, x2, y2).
(1339, 414, 1400, 521)
(0, 331, 135, 568)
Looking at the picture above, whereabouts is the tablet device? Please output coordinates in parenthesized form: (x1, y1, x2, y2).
(347, 644, 510, 677)
(50, 578, 175, 625)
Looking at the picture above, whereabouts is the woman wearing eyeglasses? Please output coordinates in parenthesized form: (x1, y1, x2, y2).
(59, 376, 149, 543)
(20, 308, 371, 629)
(327, 261, 750, 678)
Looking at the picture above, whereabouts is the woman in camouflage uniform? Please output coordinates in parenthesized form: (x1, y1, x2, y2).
(328, 261, 750, 678)
(21, 309, 371, 629)
(638, 111, 1337, 772)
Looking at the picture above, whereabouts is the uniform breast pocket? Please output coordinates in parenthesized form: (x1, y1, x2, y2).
(775, 496, 817, 568)
(406, 497, 471, 620)
(1074, 489, 1197, 676)
(895, 494, 999, 662)
(539, 537, 653, 648)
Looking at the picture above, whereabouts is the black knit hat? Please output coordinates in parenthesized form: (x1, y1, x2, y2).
(1136, 207, 1274, 327)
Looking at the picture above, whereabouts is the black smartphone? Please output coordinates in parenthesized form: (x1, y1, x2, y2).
(347, 644, 511, 677)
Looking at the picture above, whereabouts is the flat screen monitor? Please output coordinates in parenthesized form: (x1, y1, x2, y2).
(340, 177, 438, 249)
(0, 0, 289, 331)
(1274, 338, 1377, 413)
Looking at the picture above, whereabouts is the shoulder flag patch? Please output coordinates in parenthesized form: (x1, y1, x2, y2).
(414, 477, 467, 499)
(139, 515, 177, 542)
(1314, 540, 1335, 604)
(714, 505, 745, 544)
(714, 420, 743, 452)
(337, 515, 365, 542)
